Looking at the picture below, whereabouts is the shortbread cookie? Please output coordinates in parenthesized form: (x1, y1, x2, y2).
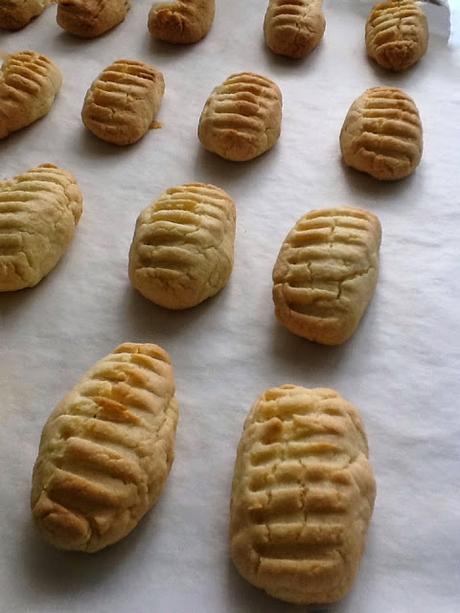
(198, 72, 282, 162)
(0, 0, 51, 30)
(366, 0, 428, 71)
(340, 87, 423, 180)
(31, 343, 178, 552)
(57, 0, 130, 38)
(148, 0, 215, 44)
(129, 183, 236, 309)
(231, 385, 376, 604)
(0, 51, 62, 140)
(0, 164, 83, 292)
(264, 0, 326, 58)
(82, 60, 165, 146)
(273, 208, 381, 345)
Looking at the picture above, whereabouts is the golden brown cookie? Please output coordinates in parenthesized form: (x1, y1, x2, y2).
(148, 0, 215, 44)
(272, 207, 381, 345)
(82, 59, 165, 146)
(230, 385, 376, 604)
(129, 183, 236, 309)
(198, 72, 282, 162)
(366, 0, 428, 71)
(0, 164, 83, 291)
(31, 343, 179, 552)
(0, 0, 51, 30)
(264, 0, 326, 58)
(56, 0, 130, 38)
(0, 51, 62, 140)
(340, 86, 423, 180)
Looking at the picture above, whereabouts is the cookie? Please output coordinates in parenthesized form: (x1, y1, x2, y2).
(230, 385, 376, 604)
(272, 207, 381, 345)
(366, 0, 428, 71)
(31, 343, 179, 552)
(129, 183, 236, 309)
(198, 72, 282, 161)
(264, 0, 326, 58)
(82, 59, 165, 146)
(0, 0, 51, 30)
(340, 86, 423, 180)
(56, 0, 130, 38)
(0, 164, 83, 292)
(0, 51, 62, 139)
(148, 0, 215, 44)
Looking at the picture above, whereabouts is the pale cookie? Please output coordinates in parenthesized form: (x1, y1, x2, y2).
(129, 183, 236, 309)
(0, 0, 51, 30)
(0, 51, 62, 140)
(264, 0, 326, 59)
(57, 0, 130, 38)
(198, 72, 282, 162)
(148, 0, 215, 44)
(366, 0, 428, 71)
(273, 207, 381, 345)
(0, 164, 83, 292)
(31, 343, 179, 553)
(340, 86, 423, 181)
(230, 385, 376, 605)
(82, 60, 165, 146)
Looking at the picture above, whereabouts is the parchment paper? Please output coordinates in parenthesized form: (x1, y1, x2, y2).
(1, 1, 459, 612)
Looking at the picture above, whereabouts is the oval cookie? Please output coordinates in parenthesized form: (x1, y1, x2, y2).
(264, 0, 326, 59)
(340, 87, 423, 181)
(198, 72, 282, 161)
(82, 59, 165, 146)
(272, 207, 381, 345)
(230, 385, 376, 604)
(0, 164, 83, 292)
(0, 0, 51, 30)
(57, 0, 130, 38)
(31, 343, 178, 552)
(148, 0, 215, 44)
(0, 50, 62, 139)
(129, 183, 236, 309)
(366, 0, 428, 71)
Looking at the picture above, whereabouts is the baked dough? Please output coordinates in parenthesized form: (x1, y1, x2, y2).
(0, 50, 62, 140)
(366, 0, 428, 71)
(129, 183, 236, 309)
(0, 164, 83, 292)
(0, 0, 50, 30)
(57, 0, 130, 38)
(31, 343, 178, 552)
(264, 0, 326, 58)
(272, 207, 381, 345)
(148, 0, 215, 44)
(198, 72, 282, 162)
(82, 60, 165, 146)
(340, 86, 423, 180)
(230, 385, 376, 604)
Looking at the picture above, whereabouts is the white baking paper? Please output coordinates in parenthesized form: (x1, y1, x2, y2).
(1, 1, 459, 612)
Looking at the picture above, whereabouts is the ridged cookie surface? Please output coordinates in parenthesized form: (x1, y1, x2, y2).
(129, 183, 236, 309)
(57, 0, 130, 38)
(366, 0, 428, 71)
(264, 0, 326, 58)
(31, 343, 178, 552)
(272, 208, 381, 345)
(230, 385, 376, 604)
(82, 59, 165, 146)
(0, 0, 50, 30)
(0, 164, 83, 292)
(148, 0, 215, 44)
(340, 86, 423, 180)
(198, 72, 282, 162)
(0, 50, 62, 139)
